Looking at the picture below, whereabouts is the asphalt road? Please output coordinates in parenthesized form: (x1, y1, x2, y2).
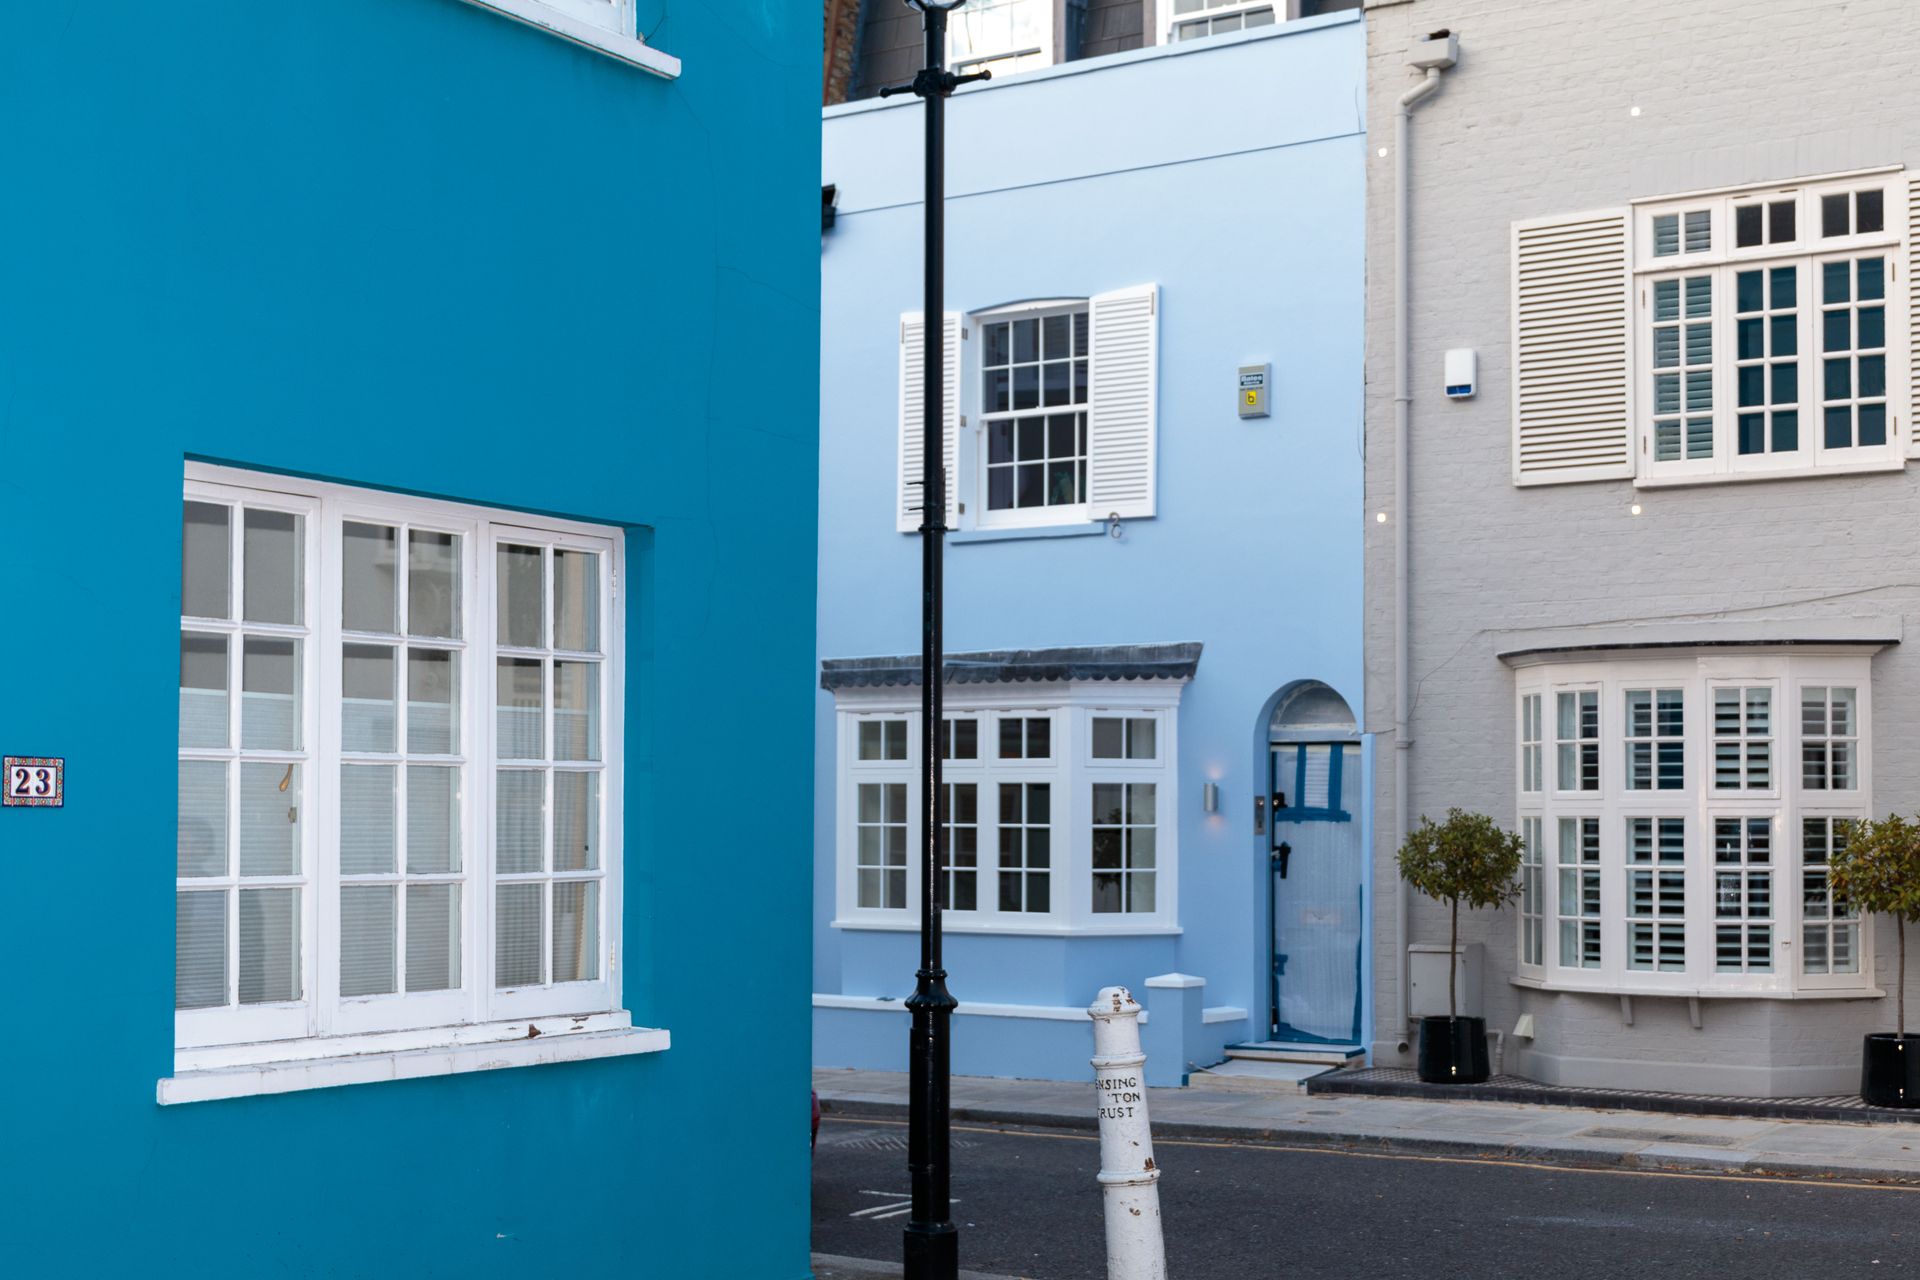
(813, 1116, 1920, 1279)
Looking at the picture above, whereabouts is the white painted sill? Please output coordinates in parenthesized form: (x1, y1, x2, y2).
(159, 1011, 669, 1105)
(1510, 975, 1884, 1001)
(457, 0, 681, 78)
(1634, 455, 1905, 489)
(831, 917, 1182, 938)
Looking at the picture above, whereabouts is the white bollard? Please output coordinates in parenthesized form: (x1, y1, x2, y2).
(1089, 986, 1168, 1280)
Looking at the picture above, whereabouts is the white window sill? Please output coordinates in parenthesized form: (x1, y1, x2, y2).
(950, 522, 1111, 546)
(830, 916, 1182, 938)
(1634, 455, 1904, 489)
(1511, 975, 1882, 1001)
(159, 1012, 668, 1105)
(457, 0, 681, 79)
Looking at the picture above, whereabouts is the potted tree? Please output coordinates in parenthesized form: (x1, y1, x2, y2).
(1397, 808, 1523, 1084)
(1827, 814, 1920, 1108)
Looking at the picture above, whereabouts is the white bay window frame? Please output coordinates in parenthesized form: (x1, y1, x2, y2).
(1513, 649, 1876, 998)
(831, 685, 1182, 935)
(173, 464, 645, 1096)
(1634, 169, 1909, 486)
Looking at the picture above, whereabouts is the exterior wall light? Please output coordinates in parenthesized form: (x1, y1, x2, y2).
(1203, 782, 1220, 814)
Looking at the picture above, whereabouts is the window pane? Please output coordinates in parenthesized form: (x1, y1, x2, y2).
(406, 649, 460, 755)
(496, 883, 544, 987)
(407, 531, 462, 640)
(1734, 204, 1761, 248)
(1127, 718, 1157, 760)
(1822, 192, 1849, 237)
(243, 509, 304, 625)
(406, 765, 462, 874)
(554, 550, 601, 652)
(1769, 199, 1795, 243)
(177, 761, 228, 878)
(238, 761, 300, 877)
(175, 891, 227, 1009)
(342, 643, 397, 752)
(339, 764, 396, 875)
(554, 661, 601, 762)
(343, 522, 398, 634)
(182, 501, 232, 620)
(1093, 718, 1123, 759)
(242, 637, 302, 751)
(340, 884, 396, 997)
(1858, 188, 1884, 234)
(180, 633, 229, 748)
(497, 544, 544, 648)
(552, 881, 600, 983)
(496, 770, 545, 873)
(497, 658, 544, 759)
(238, 887, 301, 1004)
(554, 772, 600, 872)
(405, 883, 461, 993)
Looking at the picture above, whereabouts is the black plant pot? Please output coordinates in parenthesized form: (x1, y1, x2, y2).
(1861, 1034, 1920, 1107)
(1416, 1015, 1490, 1084)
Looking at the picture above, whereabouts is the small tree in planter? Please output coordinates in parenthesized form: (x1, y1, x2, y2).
(1827, 814, 1920, 1107)
(1397, 808, 1523, 1084)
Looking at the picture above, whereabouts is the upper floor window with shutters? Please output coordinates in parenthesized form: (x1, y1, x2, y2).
(1512, 169, 1910, 489)
(1633, 172, 1907, 483)
(896, 286, 1159, 534)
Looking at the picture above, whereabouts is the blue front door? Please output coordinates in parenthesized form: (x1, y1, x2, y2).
(1269, 742, 1363, 1044)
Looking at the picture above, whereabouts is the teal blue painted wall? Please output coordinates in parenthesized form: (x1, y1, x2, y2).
(0, 3, 819, 1275)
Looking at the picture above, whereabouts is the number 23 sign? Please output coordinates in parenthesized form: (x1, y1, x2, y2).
(4, 757, 63, 808)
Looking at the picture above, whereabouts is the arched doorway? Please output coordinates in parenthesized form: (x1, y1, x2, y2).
(1267, 682, 1363, 1046)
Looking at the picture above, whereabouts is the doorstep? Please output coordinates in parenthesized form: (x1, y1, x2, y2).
(1309, 1066, 1920, 1124)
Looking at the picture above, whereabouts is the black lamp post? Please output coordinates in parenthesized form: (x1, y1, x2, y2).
(877, 5, 988, 1277)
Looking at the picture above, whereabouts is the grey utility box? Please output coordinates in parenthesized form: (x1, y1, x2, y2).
(1408, 942, 1484, 1019)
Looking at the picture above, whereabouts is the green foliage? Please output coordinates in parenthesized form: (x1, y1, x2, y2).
(1829, 815, 1920, 923)
(1396, 809, 1524, 914)
(1829, 814, 1920, 1039)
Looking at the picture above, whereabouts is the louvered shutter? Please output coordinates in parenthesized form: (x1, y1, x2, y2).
(1511, 210, 1634, 485)
(1907, 177, 1920, 458)
(897, 311, 963, 532)
(1088, 283, 1159, 518)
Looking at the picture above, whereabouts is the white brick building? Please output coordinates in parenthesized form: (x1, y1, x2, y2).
(1364, 0, 1920, 1094)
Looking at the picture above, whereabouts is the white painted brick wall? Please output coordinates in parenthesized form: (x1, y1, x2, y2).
(1364, 0, 1920, 1093)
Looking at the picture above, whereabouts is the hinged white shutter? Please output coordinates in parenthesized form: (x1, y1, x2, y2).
(1088, 283, 1159, 518)
(1511, 210, 1634, 485)
(897, 311, 963, 532)
(1906, 176, 1919, 457)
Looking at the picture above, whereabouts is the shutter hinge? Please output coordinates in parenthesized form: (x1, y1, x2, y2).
(959, 414, 967, 428)
(900, 319, 907, 342)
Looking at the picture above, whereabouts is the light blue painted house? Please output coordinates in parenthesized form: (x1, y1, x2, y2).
(0, 2, 817, 1274)
(816, 6, 1370, 1087)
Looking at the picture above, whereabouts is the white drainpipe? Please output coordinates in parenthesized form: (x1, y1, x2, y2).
(1392, 35, 1455, 1046)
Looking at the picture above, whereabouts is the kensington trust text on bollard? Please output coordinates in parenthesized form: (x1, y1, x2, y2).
(1088, 986, 1168, 1280)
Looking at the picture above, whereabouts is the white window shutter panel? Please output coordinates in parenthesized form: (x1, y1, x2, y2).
(1088, 283, 1159, 519)
(897, 311, 963, 532)
(1907, 177, 1919, 457)
(1511, 210, 1634, 485)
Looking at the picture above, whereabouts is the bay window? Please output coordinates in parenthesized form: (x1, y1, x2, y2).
(1515, 651, 1874, 996)
(832, 695, 1179, 932)
(175, 465, 631, 1082)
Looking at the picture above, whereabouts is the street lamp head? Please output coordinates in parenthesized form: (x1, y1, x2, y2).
(904, 0, 970, 11)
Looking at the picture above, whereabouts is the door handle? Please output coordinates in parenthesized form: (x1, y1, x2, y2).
(1273, 841, 1292, 879)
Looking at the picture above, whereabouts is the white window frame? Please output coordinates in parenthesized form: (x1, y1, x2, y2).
(830, 686, 1183, 935)
(1513, 650, 1876, 999)
(968, 298, 1093, 532)
(1634, 169, 1907, 486)
(1155, 0, 1281, 44)
(173, 463, 641, 1089)
(455, 0, 680, 79)
(947, 0, 1056, 76)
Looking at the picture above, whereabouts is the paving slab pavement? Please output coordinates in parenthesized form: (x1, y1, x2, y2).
(814, 1066, 1920, 1184)
(811, 1253, 1028, 1280)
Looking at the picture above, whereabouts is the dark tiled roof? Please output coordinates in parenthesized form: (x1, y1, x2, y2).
(821, 642, 1202, 691)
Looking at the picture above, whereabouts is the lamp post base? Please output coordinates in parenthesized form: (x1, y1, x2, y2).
(903, 1223, 960, 1279)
